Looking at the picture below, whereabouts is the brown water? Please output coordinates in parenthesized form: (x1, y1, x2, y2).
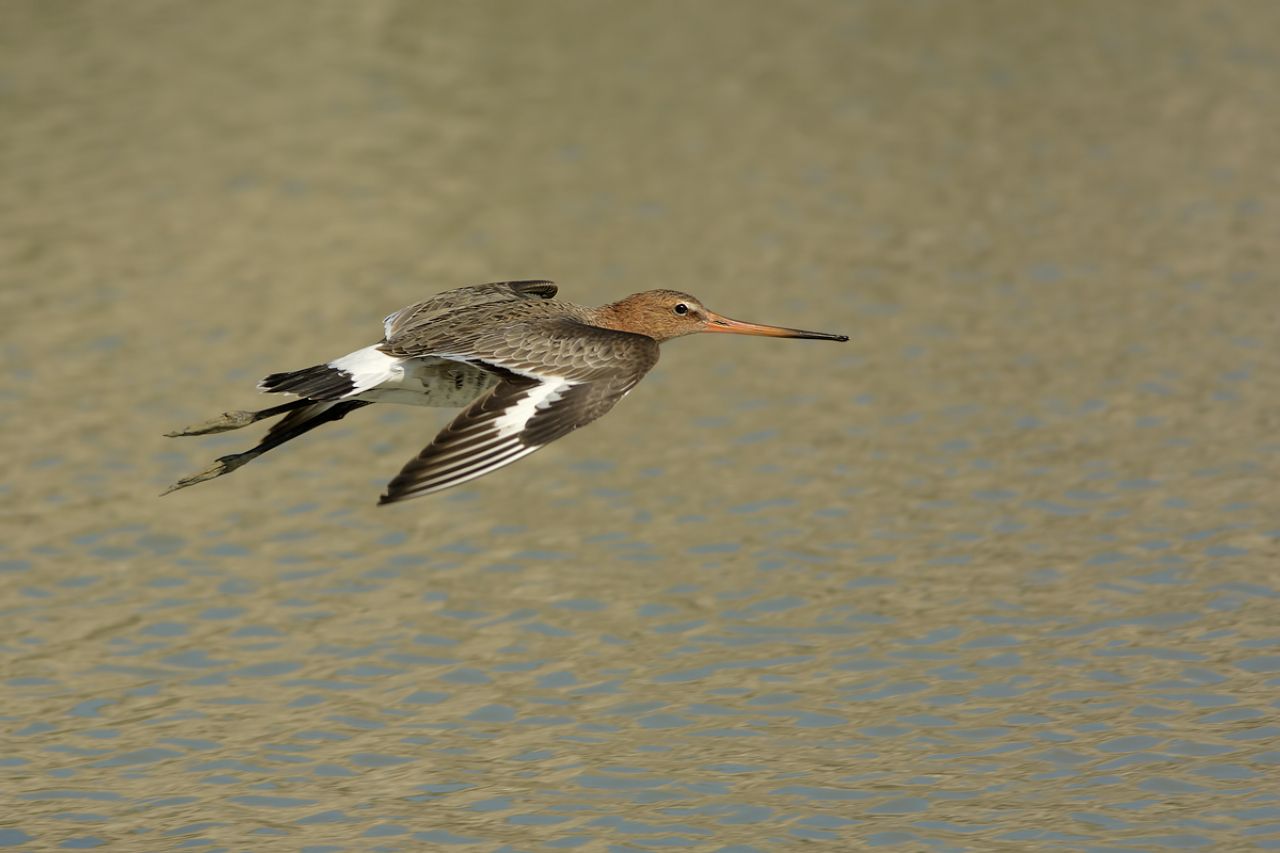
(3, 1, 1279, 850)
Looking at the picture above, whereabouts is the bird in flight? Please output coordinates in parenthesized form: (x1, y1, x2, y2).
(164, 281, 848, 504)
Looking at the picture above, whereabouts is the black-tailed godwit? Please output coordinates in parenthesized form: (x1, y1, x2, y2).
(164, 281, 847, 504)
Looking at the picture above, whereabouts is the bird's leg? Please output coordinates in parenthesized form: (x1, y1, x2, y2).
(162, 400, 372, 495)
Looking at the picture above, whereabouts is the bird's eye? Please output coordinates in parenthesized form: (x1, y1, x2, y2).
(673, 303, 689, 315)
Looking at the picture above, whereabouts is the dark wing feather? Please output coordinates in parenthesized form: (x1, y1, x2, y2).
(378, 328, 659, 504)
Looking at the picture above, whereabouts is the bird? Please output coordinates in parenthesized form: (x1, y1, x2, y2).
(163, 280, 848, 505)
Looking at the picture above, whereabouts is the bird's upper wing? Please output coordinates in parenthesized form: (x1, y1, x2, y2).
(381, 280, 557, 341)
(378, 323, 659, 504)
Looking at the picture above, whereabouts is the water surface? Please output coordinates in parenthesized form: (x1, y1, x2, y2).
(2, 1, 1278, 849)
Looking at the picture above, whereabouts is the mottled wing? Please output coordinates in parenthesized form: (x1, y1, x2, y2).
(382, 280, 557, 341)
(378, 326, 659, 504)
(258, 283, 556, 406)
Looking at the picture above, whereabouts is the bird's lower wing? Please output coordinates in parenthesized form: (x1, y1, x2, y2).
(379, 361, 650, 505)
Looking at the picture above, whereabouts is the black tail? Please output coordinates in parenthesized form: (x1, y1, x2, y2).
(163, 400, 371, 495)
(260, 400, 370, 444)
(259, 364, 357, 401)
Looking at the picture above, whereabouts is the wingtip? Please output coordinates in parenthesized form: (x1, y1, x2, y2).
(377, 485, 413, 506)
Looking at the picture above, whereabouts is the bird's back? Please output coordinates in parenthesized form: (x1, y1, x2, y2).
(381, 280, 558, 342)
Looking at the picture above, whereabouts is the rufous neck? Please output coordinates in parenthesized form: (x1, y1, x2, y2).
(590, 300, 635, 334)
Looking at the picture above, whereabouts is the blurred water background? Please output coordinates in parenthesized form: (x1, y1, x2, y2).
(2, 1, 1278, 849)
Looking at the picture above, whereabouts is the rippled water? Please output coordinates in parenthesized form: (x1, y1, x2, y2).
(3, 1, 1279, 850)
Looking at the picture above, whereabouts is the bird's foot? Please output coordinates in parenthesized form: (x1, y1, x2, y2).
(165, 410, 264, 437)
(160, 452, 255, 495)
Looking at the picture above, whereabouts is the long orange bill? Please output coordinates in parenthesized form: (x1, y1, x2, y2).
(702, 311, 849, 342)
